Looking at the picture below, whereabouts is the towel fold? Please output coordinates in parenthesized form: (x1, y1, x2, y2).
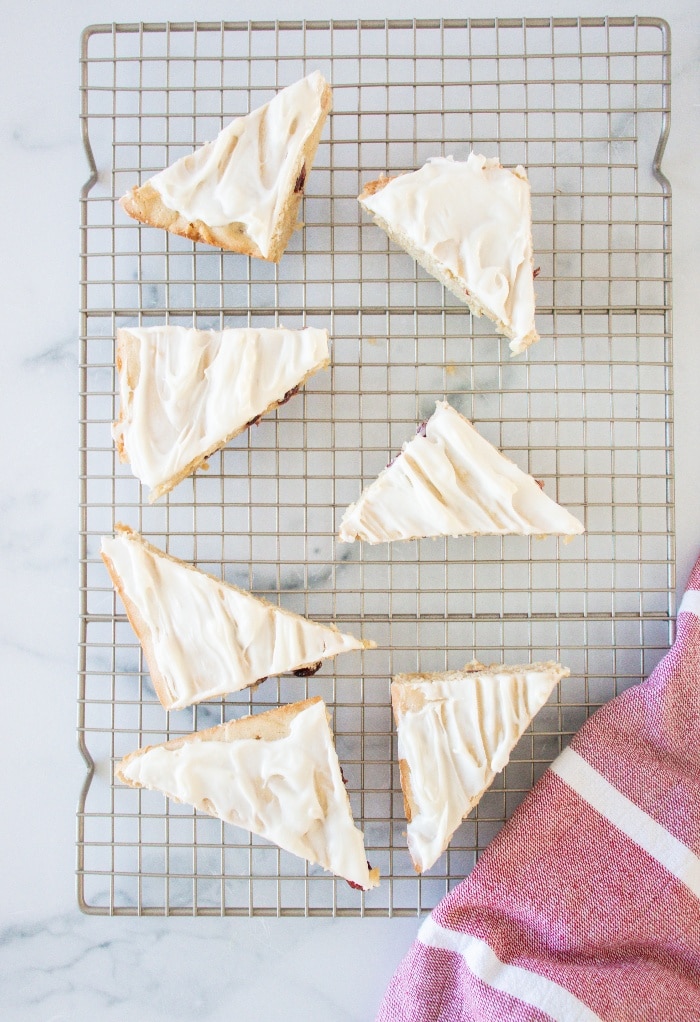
(377, 556, 700, 1022)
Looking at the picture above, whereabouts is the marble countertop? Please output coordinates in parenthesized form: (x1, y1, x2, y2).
(2, 0, 698, 1018)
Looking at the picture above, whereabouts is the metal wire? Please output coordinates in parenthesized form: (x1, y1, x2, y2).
(77, 17, 673, 917)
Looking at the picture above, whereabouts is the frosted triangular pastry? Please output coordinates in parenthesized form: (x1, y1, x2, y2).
(101, 525, 373, 711)
(392, 661, 569, 873)
(338, 401, 584, 543)
(116, 697, 380, 890)
(120, 71, 332, 261)
(359, 154, 539, 354)
(113, 324, 330, 501)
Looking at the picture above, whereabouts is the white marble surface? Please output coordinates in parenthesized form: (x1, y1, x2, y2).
(1, 0, 698, 1018)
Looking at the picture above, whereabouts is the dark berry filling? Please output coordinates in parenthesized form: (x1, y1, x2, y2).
(387, 419, 428, 467)
(245, 385, 301, 429)
(279, 384, 300, 407)
(347, 862, 374, 891)
(293, 661, 323, 678)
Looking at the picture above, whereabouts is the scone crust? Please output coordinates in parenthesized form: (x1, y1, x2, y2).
(101, 530, 174, 711)
(120, 181, 266, 257)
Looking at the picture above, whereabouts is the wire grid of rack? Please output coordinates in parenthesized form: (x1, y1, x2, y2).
(78, 17, 673, 917)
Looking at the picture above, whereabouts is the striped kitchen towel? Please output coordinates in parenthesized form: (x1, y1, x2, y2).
(377, 557, 700, 1022)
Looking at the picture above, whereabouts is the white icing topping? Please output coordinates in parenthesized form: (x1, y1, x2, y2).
(393, 663, 567, 872)
(360, 154, 537, 353)
(101, 531, 367, 710)
(113, 325, 329, 499)
(120, 700, 376, 889)
(338, 401, 584, 543)
(148, 71, 327, 257)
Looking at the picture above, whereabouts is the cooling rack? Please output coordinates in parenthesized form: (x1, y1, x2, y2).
(78, 17, 673, 916)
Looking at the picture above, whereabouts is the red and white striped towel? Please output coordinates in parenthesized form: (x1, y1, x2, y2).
(377, 557, 700, 1022)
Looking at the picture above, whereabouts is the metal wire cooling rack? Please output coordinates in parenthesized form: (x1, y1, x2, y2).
(78, 18, 673, 917)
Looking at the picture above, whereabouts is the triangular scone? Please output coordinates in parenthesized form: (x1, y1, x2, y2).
(120, 71, 332, 261)
(338, 401, 584, 543)
(113, 325, 330, 502)
(359, 154, 539, 354)
(392, 661, 569, 873)
(101, 526, 373, 711)
(116, 697, 380, 890)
